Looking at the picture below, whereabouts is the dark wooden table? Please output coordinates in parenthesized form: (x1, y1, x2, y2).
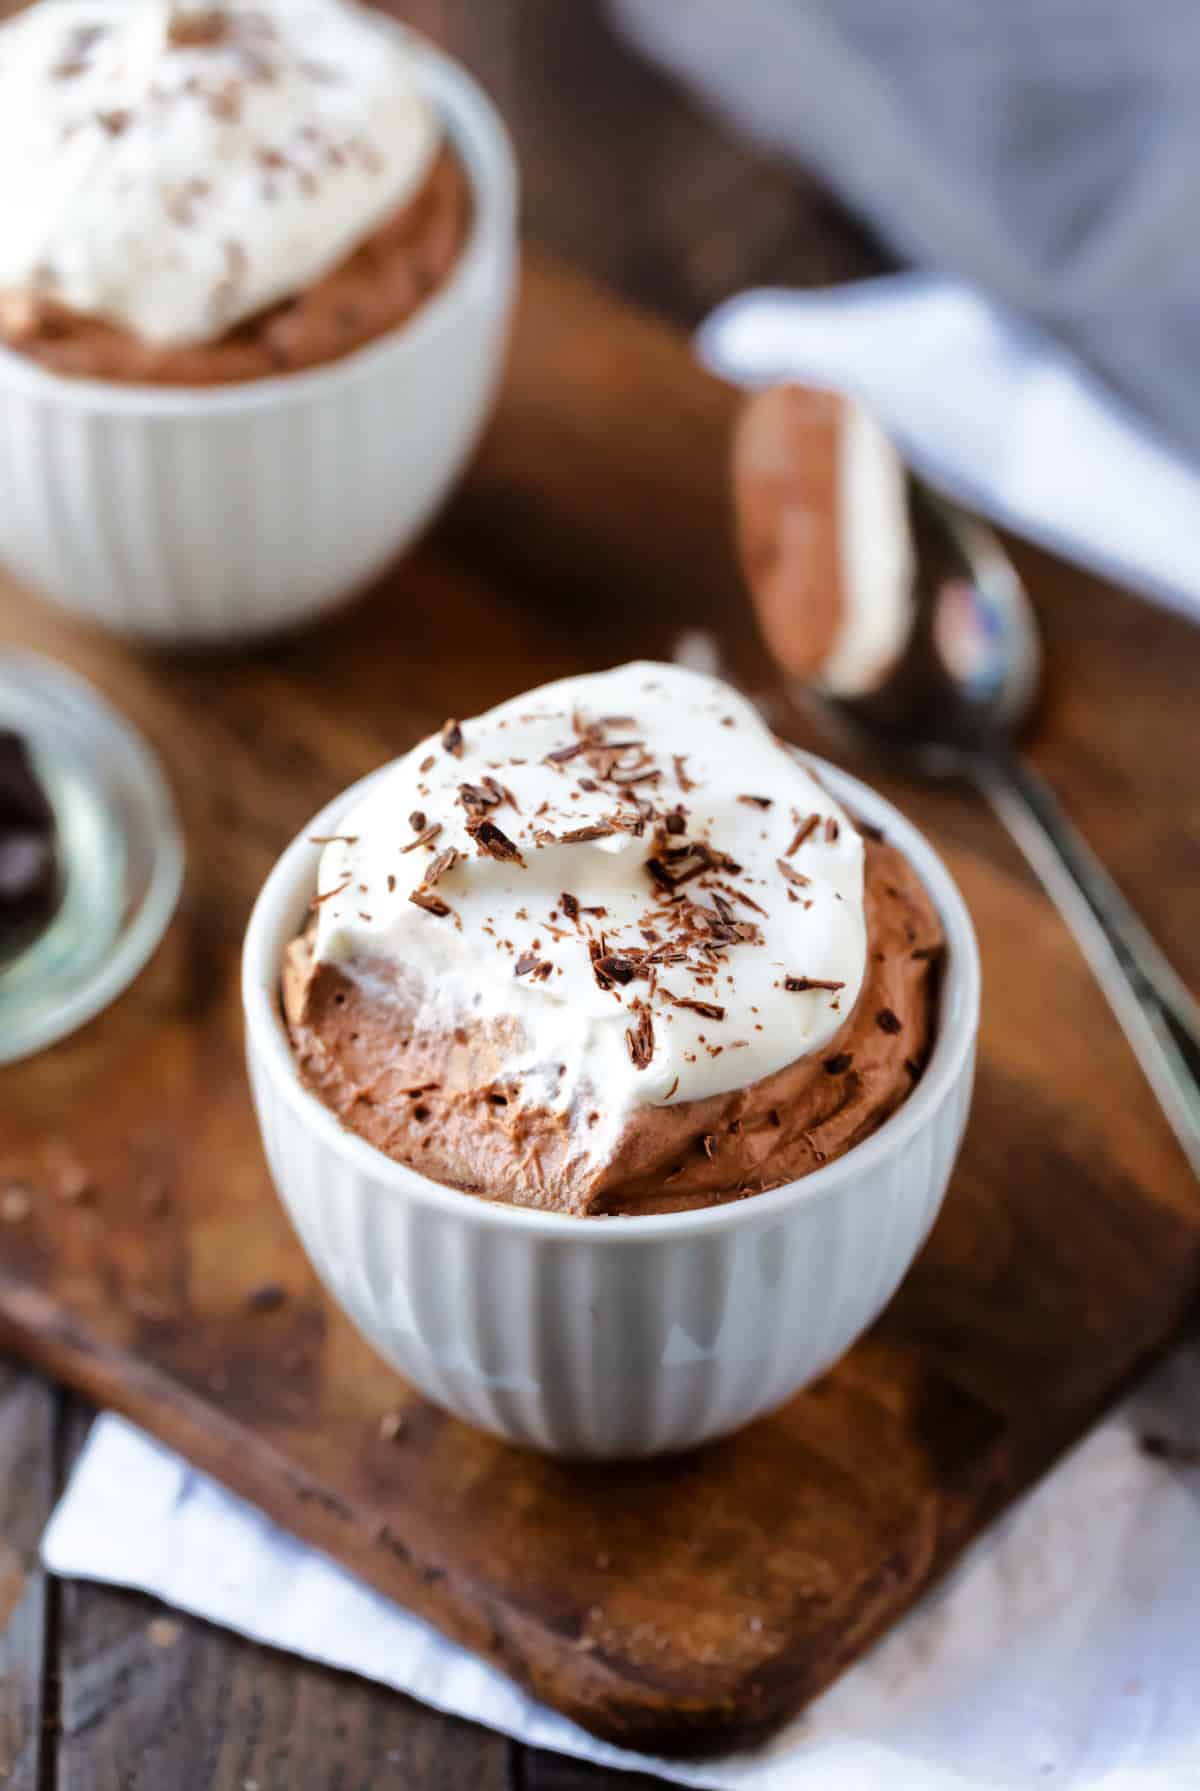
(0, 4, 915, 1787)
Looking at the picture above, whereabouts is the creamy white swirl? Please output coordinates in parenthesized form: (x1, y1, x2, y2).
(0, 0, 441, 346)
(829, 396, 916, 697)
(313, 664, 867, 1141)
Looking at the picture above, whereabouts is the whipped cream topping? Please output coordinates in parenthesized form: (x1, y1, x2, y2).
(0, 0, 442, 347)
(827, 396, 916, 698)
(312, 664, 867, 1153)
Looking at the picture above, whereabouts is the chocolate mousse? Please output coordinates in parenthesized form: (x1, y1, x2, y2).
(0, 1, 472, 385)
(734, 385, 917, 698)
(284, 664, 944, 1216)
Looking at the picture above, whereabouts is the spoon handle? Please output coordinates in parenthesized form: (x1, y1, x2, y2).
(980, 752, 1200, 1180)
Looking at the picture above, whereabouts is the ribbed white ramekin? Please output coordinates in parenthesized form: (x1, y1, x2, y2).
(0, 33, 517, 647)
(244, 755, 980, 1459)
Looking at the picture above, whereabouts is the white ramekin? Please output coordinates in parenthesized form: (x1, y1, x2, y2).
(244, 755, 980, 1460)
(0, 33, 517, 647)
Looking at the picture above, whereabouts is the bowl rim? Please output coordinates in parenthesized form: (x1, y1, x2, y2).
(0, 24, 518, 415)
(242, 743, 981, 1244)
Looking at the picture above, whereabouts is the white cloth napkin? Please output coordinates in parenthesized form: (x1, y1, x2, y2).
(41, 1333, 1200, 1790)
(698, 272, 1200, 623)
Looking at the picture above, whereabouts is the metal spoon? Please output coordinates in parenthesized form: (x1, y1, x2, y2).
(828, 484, 1200, 1178)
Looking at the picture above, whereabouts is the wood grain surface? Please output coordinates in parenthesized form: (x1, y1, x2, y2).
(2, 0, 1199, 1783)
(2, 253, 1199, 1758)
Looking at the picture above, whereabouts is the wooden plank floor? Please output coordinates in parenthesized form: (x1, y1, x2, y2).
(0, 0, 954, 1786)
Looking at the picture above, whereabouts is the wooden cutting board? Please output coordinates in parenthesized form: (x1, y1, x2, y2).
(1, 260, 1198, 1757)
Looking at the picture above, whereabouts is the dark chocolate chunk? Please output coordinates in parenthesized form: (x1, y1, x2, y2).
(466, 817, 524, 864)
(0, 732, 60, 953)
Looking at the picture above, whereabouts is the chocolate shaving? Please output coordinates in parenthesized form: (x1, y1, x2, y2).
(589, 942, 615, 991)
(647, 845, 715, 891)
(419, 754, 436, 775)
(409, 810, 427, 833)
(825, 816, 840, 843)
(663, 1076, 680, 1100)
(625, 1004, 655, 1070)
(400, 823, 442, 853)
(441, 719, 464, 758)
(458, 781, 500, 815)
(641, 942, 688, 966)
(545, 742, 585, 763)
(876, 1007, 903, 1035)
(777, 858, 811, 888)
(609, 767, 661, 788)
(466, 818, 524, 864)
(559, 824, 615, 844)
(716, 882, 767, 917)
(673, 754, 696, 793)
(786, 814, 821, 854)
(664, 809, 687, 836)
(515, 952, 553, 980)
(738, 795, 773, 809)
(593, 954, 638, 987)
(308, 834, 358, 845)
(593, 738, 643, 756)
(309, 877, 351, 908)
(784, 976, 846, 993)
(424, 848, 459, 886)
(486, 777, 520, 813)
(668, 861, 711, 889)
(409, 889, 452, 918)
(386, 874, 396, 893)
(662, 989, 726, 1021)
(167, 9, 232, 49)
(560, 892, 580, 923)
(824, 1053, 854, 1075)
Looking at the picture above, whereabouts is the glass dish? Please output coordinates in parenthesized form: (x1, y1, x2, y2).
(0, 651, 184, 1066)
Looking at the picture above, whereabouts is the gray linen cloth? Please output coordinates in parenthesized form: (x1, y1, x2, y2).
(610, 0, 1200, 462)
